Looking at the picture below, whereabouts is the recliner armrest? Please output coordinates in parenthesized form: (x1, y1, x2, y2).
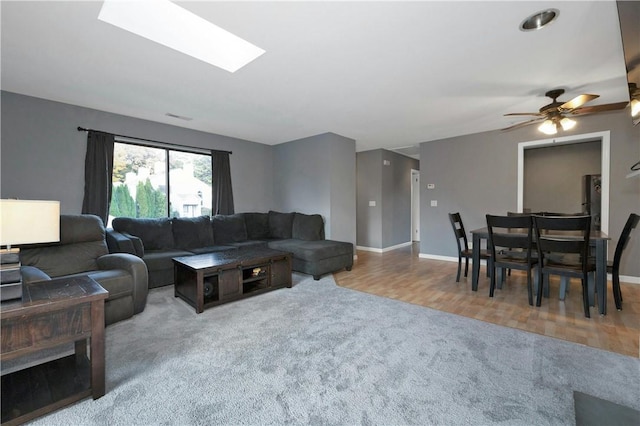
(97, 253, 149, 315)
(20, 266, 52, 284)
(106, 229, 145, 257)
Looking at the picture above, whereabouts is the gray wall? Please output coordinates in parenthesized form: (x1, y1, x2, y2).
(0, 91, 275, 214)
(419, 109, 640, 278)
(356, 150, 383, 248)
(273, 132, 356, 245)
(357, 149, 419, 249)
(524, 140, 601, 214)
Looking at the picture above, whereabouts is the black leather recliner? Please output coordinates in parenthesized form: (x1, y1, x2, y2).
(19, 214, 148, 325)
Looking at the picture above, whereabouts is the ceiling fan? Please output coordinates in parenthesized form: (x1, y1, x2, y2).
(502, 88, 628, 134)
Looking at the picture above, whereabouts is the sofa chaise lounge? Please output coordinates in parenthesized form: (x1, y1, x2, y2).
(107, 211, 353, 288)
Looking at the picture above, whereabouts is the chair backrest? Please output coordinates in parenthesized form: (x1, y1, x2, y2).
(19, 214, 108, 278)
(612, 213, 640, 267)
(486, 214, 534, 258)
(448, 212, 468, 254)
(542, 212, 585, 217)
(533, 215, 591, 263)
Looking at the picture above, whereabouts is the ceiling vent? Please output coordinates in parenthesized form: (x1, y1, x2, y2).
(165, 113, 193, 121)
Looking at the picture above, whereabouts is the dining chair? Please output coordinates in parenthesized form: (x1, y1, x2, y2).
(608, 213, 640, 310)
(448, 212, 491, 282)
(533, 215, 594, 318)
(486, 214, 538, 305)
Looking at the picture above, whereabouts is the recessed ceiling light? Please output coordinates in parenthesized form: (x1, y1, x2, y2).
(520, 9, 559, 32)
(98, 0, 265, 73)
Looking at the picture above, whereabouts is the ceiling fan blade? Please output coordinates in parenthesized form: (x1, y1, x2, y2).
(503, 112, 544, 117)
(570, 101, 629, 115)
(501, 117, 545, 131)
(559, 94, 599, 111)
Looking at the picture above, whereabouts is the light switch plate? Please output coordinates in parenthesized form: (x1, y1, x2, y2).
(430, 200, 438, 207)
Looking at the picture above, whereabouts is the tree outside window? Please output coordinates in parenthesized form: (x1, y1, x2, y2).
(108, 142, 212, 226)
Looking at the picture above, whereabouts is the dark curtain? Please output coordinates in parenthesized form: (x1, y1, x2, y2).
(82, 130, 115, 224)
(211, 150, 234, 215)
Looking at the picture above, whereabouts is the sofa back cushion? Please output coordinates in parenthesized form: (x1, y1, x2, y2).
(212, 214, 248, 243)
(292, 213, 325, 241)
(172, 216, 214, 248)
(268, 211, 294, 239)
(112, 217, 174, 250)
(19, 214, 109, 277)
(244, 212, 271, 239)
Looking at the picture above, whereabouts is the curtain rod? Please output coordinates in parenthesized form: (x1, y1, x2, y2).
(76, 126, 232, 155)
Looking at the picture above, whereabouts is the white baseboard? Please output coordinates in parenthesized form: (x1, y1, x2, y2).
(619, 275, 640, 285)
(416, 253, 640, 285)
(418, 253, 490, 266)
(356, 241, 413, 254)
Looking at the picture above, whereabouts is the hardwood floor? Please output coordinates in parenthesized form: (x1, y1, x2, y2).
(334, 243, 640, 358)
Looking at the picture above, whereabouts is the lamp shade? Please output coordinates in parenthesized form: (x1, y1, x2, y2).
(0, 200, 60, 246)
(538, 119, 557, 135)
(631, 99, 640, 118)
(560, 117, 576, 131)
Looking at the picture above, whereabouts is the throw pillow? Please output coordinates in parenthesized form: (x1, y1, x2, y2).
(172, 216, 214, 248)
(292, 213, 324, 241)
(244, 212, 271, 239)
(212, 214, 248, 243)
(268, 211, 294, 239)
(112, 217, 174, 250)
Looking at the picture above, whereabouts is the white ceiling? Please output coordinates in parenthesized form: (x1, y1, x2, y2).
(0, 1, 631, 154)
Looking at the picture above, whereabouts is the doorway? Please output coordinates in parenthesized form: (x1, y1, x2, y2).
(411, 169, 420, 241)
(517, 131, 610, 234)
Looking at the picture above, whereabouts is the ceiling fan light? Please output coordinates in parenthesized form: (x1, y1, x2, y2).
(631, 99, 640, 118)
(560, 117, 576, 131)
(538, 120, 557, 135)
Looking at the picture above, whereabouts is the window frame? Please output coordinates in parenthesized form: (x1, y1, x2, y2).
(110, 137, 212, 219)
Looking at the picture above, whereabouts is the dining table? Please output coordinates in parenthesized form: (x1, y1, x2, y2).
(470, 226, 611, 315)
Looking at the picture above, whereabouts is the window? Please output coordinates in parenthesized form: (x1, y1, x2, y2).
(108, 141, 212, 225)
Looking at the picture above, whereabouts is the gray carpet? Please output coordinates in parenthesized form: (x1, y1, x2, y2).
(30, 274, 640, 425)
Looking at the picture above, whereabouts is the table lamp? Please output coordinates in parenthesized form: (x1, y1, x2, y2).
(0, 199, 60, 301)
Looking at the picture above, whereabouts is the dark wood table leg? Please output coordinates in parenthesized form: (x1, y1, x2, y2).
(472, 233, 480, 291)
(196, 271, 204, 313)
(90, 299, 105, 399)
(595, 239, 608, 315)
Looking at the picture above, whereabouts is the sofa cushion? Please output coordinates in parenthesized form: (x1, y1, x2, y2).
(172, 216, 214, 249)
(292, 213, 324, 241)
(143, 249, 192, 273)
(112, 217, 174, 250)
(268, 239, 353, 261)
(188, 245, 237, 255)
(227, 240, 269, 249)
(212, 214, 248, 243)
(19, 215, 109, 277)
(20, 241, 108, 278)
(244, 212, 271, 239)
(58, 214, 106, 244)
(269, 211, 294, 239)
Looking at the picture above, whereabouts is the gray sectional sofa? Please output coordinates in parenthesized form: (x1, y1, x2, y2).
(107, 211, 353, 288)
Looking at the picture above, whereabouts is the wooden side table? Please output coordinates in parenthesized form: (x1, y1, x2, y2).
(1, 276, 108, 425)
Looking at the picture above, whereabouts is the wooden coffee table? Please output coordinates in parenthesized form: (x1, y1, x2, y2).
(0, 276, 108, 425)
(173, 248, 292, 313)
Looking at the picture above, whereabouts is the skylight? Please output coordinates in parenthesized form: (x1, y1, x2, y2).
(98, 0, 265, 73)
